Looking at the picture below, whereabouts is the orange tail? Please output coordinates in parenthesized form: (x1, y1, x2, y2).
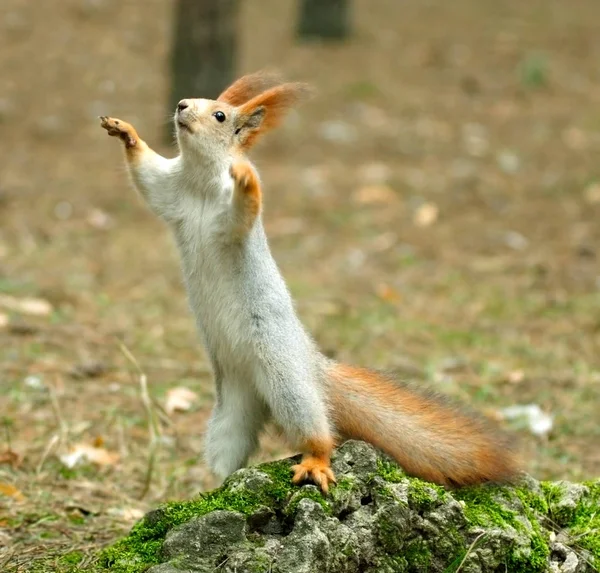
(326, 364, 520, 486)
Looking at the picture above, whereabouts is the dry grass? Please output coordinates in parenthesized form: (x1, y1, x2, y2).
(1, 0, 599, 569)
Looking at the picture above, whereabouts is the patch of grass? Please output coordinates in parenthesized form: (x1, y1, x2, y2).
(343, 80, 381, 100)
(518, 52, 549, 89)
(59, 550, 85, 567)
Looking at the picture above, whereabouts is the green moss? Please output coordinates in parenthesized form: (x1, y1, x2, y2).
(375, 554, 410, 572)
(404, 538, 432, 570)
(514, 485, 549, 516)
(60, 551, 84, 565)
(454, 485, 549, 572)
(98, 461, 297, 573)
(566, 480, 600, 567)
(541, 480, 580, 525)
(540, 479, 600, 565)
(377, 458, 406, 483)
(333, 476, 356, 491)
(236, 550, 273, 573)
(284, 487, 332, 518)
(455, 485, 521, 529)
(407, 479, 447, 511)
(54, 550, 86, 571)
(540, 481, 562, 505)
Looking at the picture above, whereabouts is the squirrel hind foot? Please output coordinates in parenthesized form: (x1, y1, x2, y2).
(291, 456, 337, 494)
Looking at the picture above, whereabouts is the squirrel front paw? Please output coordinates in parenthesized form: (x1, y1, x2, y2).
(99, 116, 138, 148)
(230, 162, 258, 194)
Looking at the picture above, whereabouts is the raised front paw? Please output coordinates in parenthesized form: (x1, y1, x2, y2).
(292, 457, 337, 494)
(99, 116, 138, 148)
(230, 162, 258, 194)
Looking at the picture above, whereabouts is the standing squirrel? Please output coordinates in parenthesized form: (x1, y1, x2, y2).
(99, 71, 519, 493)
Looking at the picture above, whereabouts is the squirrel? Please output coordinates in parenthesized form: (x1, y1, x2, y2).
(99, 71, 519, 493)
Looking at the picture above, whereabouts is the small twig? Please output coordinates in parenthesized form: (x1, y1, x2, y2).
(0, 548, 16, 570)
(2, 418, 12, 452)
(36, 434, 60, 475)
(116, 416, 129, 459)
(213, 555, 231, 571)
(455, 531, 487, 573)
(48, 378, 69, 446)
(117, 339, 161, 500)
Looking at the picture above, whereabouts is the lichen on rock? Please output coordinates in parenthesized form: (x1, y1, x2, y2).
(96, 441, 600, 573)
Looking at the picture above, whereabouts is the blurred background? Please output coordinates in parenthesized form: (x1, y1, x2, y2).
(1, 0, 599, 568)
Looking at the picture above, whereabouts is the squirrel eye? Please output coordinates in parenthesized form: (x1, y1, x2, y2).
(213, 111, 226, 123)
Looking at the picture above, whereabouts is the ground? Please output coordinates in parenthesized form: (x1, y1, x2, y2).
(0, 0, 599, 570)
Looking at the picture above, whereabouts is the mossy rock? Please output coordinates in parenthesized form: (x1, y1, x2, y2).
(94, 441, 599, 573)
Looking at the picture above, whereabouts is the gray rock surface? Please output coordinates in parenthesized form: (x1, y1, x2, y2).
(98, 441, 600, 573)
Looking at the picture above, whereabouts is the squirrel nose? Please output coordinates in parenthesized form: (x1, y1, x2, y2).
(177, 100, 189, 113)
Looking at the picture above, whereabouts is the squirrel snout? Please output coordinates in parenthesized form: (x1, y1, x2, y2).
(177, 100, 189, 113)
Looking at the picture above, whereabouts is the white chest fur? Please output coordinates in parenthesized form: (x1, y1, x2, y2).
(169, 169, 259, 375)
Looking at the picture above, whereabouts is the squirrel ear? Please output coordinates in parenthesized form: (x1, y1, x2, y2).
(234, 107, 265, 145)
(235, 83, 312, 151)
(218, 71, 283, 106)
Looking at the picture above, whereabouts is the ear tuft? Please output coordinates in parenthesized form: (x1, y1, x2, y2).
(218, 70, 284, 106)
(235, 82, 313, 150)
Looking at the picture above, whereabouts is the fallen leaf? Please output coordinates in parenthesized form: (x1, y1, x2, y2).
(502, 230, 528, 251)
(375, 283, 402, 303)
(507, 370, 525, 384)
(24, 375, 45, 390)
(59, 444, 120, 468)
(352, 184, 398, 205)
(69, 360, 107, 379)
(413, 202, 439, 227)
(86, 208, 114, 229)
(108, 507, 145, 521)
(358, 162, 392, 184)
(0, 483, 25, 501)
(0, 449, 23, 468)
(0, 294, 53, 316)
(8, 321, 38, 335)
(499, 404, 553, 438)
(165, 387, 199, 415)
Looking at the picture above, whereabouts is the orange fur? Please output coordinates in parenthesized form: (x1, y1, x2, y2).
(99, 116, 145, 162)
(236, 83, 312, 151)
(292, 436, 336, 493)
(217, 71, 284, 106)
(327, 364, 520, 487)
(230, 161, 262, 235)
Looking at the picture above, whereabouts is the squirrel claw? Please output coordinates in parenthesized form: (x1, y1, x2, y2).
(292, 459, 337, 494)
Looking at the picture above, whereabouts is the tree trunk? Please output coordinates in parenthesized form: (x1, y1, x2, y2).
(168, 0, 238, 134)
(297, 0, 350, 41)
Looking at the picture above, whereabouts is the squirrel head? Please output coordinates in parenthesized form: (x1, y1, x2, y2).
(175, 71, 311, 163)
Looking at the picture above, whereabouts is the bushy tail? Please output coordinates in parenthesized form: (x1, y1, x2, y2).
(326, 364, 520, 486)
